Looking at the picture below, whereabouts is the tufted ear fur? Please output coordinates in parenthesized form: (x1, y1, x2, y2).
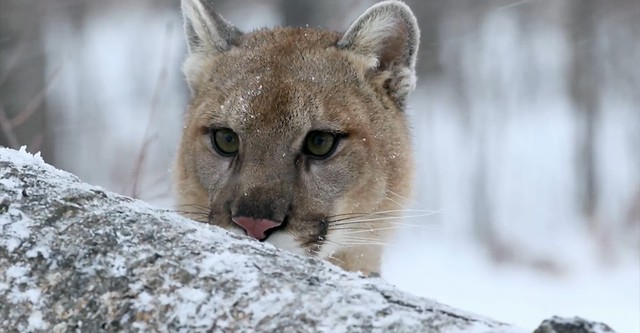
(181, 0, 243, 93)
(338, 1, 420, 106)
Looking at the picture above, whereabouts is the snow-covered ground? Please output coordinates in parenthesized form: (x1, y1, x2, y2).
(384, 231, 639, 332)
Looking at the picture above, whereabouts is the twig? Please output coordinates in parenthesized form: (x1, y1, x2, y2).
(0, 37, 26, 87)
(10, 59, 67, 127)
(495, 0, 539, 11)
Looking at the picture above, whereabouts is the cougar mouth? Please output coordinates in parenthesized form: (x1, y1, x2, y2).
(260, 216, 289, 241)
(299, 218, 329, 248)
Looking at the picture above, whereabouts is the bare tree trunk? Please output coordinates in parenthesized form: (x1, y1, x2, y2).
(569, 0, 600, 227)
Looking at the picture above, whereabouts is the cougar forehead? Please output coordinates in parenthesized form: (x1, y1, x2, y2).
(189, 28, 371, 130)
(176, 0, 420, 274)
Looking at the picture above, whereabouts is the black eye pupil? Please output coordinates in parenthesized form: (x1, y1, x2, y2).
(312, 135, 325, 146)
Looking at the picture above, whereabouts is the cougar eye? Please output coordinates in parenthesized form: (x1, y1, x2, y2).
(211, 128, 239, 156)
(303, 131, 338, 159)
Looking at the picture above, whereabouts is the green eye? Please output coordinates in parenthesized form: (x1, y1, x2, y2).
(211, 128, 239, 156)
(304, 131, 338, 159)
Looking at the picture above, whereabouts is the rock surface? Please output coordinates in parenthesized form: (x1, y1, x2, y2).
(533, 317, 615, 333)
(0, 147, 617, 332)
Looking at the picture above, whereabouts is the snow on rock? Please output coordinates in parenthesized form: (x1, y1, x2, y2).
(0, 147, 617, 332)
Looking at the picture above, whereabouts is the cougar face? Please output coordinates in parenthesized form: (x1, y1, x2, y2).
(175, 0, 420, 274)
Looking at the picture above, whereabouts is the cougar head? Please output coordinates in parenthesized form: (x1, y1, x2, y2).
(174, 0, 419, 273)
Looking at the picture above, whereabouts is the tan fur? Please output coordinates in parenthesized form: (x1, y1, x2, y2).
(174, 0, 420, 275)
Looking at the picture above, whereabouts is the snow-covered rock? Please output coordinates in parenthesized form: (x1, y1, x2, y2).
(0, 147, 616, 332)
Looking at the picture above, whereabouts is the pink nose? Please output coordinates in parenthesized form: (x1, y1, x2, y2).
(232, 216, 282, 240)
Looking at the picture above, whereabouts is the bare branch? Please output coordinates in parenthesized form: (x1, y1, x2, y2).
(9, 57, 68, 128)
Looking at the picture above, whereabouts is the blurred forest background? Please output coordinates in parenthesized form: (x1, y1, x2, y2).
(1, 0, 638, 330)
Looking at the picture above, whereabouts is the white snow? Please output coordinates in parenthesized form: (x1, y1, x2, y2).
(6, 264, 30, 279)
(26, 245, 51, 259)
(0, 208, 33, 253)
(4, 146, 46, 167)
(0, 178, 19, 190)
(0, 146, 77, 182)
(134, 291, 154, 311)
(27, 310, 48, 331)
(2, 260, 45, 329)
(384, 230, 640, 333)
(10, 288, 42, 304)
(108, 254, 128, 277)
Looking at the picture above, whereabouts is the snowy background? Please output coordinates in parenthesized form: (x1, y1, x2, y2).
(1, 0, 638, 331)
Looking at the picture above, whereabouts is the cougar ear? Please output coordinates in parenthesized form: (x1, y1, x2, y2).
(181, 0, 242, 92)
(338, 1, 420, 105)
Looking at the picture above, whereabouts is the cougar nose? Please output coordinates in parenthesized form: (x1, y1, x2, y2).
(232, 216, 282, 241)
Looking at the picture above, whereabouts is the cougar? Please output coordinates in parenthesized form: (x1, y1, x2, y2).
(174, 0, 420, 275)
